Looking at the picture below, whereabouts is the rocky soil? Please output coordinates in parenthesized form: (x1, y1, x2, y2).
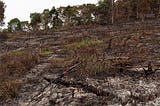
(1, 21, 160, 106)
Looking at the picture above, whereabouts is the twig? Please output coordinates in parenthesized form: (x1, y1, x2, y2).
(27, 62, 82, 105)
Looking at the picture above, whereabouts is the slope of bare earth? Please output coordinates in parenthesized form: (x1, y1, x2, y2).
(1, 20, 160, 106)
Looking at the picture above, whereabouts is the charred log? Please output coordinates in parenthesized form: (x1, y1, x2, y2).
(44, 77, 110, 96)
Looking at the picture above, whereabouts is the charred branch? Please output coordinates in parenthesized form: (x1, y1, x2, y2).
(44, 77, 110, 97)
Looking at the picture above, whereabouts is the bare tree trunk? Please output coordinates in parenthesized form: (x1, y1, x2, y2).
(136, 0, 139, 20)
(111, 0, 114, 24)
(136, 2, 138, 20)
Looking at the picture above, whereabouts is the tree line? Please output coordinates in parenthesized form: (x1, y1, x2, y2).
(0, 0, 160, 32)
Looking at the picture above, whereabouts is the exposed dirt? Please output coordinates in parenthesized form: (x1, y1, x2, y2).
(1, 20, 160, 106)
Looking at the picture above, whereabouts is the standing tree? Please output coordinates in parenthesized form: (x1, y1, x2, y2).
(151, 0, 160, 18)
(0, 0, 5, 26)
(63, 6, 78, 26)
(41, 9, 50, 30)
(8, 18, 22, 32)
(79, 4, 96, 25)
(96, 0, 115, 24)
(49, 6, 63, 28)
(123, 0, 132, 21)
(20, 21, 30, 32)
(139, 0, 152, 21)
(30, 13, 41, 30)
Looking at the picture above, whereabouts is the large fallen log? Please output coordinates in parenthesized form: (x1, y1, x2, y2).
(43, 61, 110, 96)
(27, 62, 82, 105)
(44, 77, 110, 96)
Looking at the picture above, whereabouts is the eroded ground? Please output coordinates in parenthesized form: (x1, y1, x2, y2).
(1, 21, 160, 106)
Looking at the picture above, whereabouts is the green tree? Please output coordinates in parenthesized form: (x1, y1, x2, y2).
(30, 13, 41, 30)
(63, 6, 78, 26)
(96, 0, 115, 24)
(20, 21, 30, 31)
(49, 6, 58, 19)
(49, 6, 63, 28)
(8, 18, 21, 32)
(0, 1, 5, 26)
(41, 9, 50, 30)
(79, 4, 96, 25)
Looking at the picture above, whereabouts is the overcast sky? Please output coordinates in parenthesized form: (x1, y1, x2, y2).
(2, 0, 98, 26)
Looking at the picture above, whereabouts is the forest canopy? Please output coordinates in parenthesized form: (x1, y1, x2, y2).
(2, 0, 160, 31)
(0, 0, 5, 26)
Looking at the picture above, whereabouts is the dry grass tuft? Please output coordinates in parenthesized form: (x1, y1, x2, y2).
(0, 80, 21, 100)
(0, 49, 40, 100)
(0, 32, 8, 40)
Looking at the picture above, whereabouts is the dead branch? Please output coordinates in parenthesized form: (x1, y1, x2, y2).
(44, 77, 110, 96)
(143, 61, 159, 77)
(27, 62, 82, 105)
(62, 62, 82, 76)
(107, 39, 112, 50)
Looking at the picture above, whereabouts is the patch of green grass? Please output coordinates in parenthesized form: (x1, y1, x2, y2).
(93, 63, 106, 73)
(41, 51, 53, 55)
(9, 50, 24, 55)
(68, 39, 102, 48)
(40, 48, 53, 55)
(91, 61, 112, 75)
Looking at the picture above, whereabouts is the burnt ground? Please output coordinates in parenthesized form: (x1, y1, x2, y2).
(1, 20, 160, 106)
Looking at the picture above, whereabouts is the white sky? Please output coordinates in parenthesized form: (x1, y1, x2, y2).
(2, 0, 98, 26)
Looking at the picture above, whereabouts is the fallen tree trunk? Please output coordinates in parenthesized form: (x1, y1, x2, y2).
(44, 77, 110, 96)
(43, 61, 110, 96)
(28, 62, 82, 105)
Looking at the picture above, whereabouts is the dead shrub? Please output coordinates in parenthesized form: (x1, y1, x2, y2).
(0, 49, 40, 100)
(0, 32, 8, 40)
(64, 35, 84, 44)
(0, 80, 21, 100)
(49, 58, 67, 69)
(0, 49, 40, 77)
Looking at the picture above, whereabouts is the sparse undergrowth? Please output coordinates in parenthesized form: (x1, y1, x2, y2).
(1, 21, 160, 105)
(0, 49, 40, 100)
(0, 32, 8, 40)
(39, 48, 53, 55)
(49, 24, 160, 79)
(67, 39, 102, 48)
(46, 24, 160, 105)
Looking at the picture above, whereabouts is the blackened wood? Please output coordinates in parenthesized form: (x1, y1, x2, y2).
(44, 77, 109, 96)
